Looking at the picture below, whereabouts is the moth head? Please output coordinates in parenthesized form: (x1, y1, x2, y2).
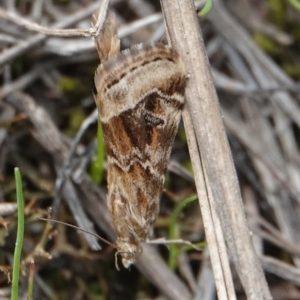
(116, 238, 143, 269)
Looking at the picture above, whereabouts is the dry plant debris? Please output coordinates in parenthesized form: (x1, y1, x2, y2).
(0, 0, 299, 299)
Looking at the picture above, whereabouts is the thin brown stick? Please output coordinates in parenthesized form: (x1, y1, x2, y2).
(0, 2, 99, 66)
(0, 0, 110, 38)
(0, 9, 90, 37)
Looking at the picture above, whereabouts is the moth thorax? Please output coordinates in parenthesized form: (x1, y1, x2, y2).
(117, 237, 143, 268)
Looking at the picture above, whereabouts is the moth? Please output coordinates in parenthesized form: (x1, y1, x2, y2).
(92, 11, 186, 268)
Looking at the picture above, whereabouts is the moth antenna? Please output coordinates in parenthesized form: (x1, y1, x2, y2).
(39, 217, 116, 249)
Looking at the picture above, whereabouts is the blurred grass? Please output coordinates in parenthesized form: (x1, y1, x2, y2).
(168, 195, 198, 270)
(90, 120, 106, 185)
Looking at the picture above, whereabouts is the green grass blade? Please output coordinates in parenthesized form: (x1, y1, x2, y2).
(11, 167, 25, 300)
(90, 120, 106, 184)
(168, 195, 198, 270)
(288, 0, 300, 11)
(198, 0, 213, 16)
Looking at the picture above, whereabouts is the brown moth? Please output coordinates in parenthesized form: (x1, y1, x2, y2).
(93, 12, 186, 268)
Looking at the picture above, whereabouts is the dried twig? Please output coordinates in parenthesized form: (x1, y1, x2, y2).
(0, 2, 99, 66)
